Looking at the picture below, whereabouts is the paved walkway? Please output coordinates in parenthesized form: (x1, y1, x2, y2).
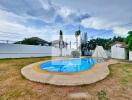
(21, 59, 118, 86)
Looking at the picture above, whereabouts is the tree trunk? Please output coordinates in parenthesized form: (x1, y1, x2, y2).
(76, 36, 78, 50)
(59, 41, 63, 56)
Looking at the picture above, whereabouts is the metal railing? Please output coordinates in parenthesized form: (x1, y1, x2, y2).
(0, 40, 17, 44)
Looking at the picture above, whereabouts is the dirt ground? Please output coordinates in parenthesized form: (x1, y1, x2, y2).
(0, 57, 132, 100)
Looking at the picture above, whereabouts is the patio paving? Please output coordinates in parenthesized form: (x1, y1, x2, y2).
(21, 59, 118, 86)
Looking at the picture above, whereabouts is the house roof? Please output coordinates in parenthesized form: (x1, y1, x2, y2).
(111, 41, 128, 48)
(51, 40, 68, 48)
(51, 40, 68, 45)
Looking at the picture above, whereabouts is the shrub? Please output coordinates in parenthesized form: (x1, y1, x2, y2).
(71, 50, 80, 58)
(97, 90, 108, 100)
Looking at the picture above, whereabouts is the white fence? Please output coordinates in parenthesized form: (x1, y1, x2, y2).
(0, 43, 74, 59)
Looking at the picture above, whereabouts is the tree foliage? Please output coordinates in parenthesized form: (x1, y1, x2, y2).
(75, 30, 81, 37)
(15, 37, 50, 46)
(126, 31, 132, 50)
(81, 36, 125, 50)
(59, 30, 63, 36)
(75, 30, 81, 49)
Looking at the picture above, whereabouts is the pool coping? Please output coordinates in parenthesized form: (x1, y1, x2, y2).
(21, 58, 118, 86)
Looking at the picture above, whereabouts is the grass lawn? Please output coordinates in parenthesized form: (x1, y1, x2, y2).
(0, 57, 132, 100)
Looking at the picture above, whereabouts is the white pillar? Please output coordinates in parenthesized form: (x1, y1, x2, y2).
(129, 51, 132, 61)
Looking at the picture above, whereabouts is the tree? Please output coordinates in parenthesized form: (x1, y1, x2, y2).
(75, 30, 81, 50)
(112, 36, 125, 42)
(126, 31, 132, 51)
(81, 36, 125, 51)
(84, 38, 112, 50)
(15, 37, 50, 46)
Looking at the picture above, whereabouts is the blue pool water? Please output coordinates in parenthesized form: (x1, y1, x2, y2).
(39, 58, 97, 73)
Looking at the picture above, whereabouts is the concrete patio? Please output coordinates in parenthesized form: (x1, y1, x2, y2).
(21, 59, 118, 86)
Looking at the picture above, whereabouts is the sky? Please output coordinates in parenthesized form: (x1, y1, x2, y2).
(0, 0, 132, 42)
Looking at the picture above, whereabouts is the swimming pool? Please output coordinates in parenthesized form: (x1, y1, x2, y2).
(39, 58, 97, 73)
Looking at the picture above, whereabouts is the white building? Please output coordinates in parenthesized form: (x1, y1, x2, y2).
(51, 40, 68, 48)
(111, 42, 127, 59)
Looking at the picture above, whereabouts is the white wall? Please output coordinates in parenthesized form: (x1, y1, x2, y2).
(129, 51, 132, 61)
(111, 44, 126, 59)
(105, 50, 111, 58)
(0, 43, 74, 59)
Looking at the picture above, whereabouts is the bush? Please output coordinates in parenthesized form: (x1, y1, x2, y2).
(97, 90, 107, 100)
(71, 50, 80, 58)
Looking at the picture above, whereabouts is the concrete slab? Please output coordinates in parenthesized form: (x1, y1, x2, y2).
(21, 59, 118, 86)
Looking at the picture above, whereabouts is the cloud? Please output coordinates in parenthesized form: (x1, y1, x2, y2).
(0, 0, 132, 41)
(81, 17, 110, 30)
(53, 0, 132, 36)
(0, 0, 56, 23)
(0, 13, 60, 41)
(0, 0, 90, 24)
(57, 7, 73, 18)
(112, 27, 130, 36)
(81, 17, 131, 36)
(0, 0, 90, 25)
(0, 0, 91, 41)
(56, 7, 90, 24)
(0, 9, 26, 24)
(39, 0, 52, 10)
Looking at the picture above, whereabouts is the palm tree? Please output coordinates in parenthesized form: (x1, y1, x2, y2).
(59, 30, 63, 56)
(75, 30, 81, 50)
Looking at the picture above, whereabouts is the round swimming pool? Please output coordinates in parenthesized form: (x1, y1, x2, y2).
(39, 58, 97, 73)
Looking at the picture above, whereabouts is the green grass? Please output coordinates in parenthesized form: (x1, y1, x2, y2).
(0, 57, 132, 100)
(119, 64, 132, 86)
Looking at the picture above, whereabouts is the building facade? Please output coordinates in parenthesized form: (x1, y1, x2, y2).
(111, 42, 127, 59)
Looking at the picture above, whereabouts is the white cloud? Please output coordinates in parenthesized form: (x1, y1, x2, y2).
(57, 7, 74, 18)
(81, 17, 131, 36)
(0, 0, 131, 41)
(0, 9, 26, 24)
(0, 0, 90, 26)
(0, 2, 62, 41)
(54, 0, 132, 36)
(39, 0, 51, 10)
(112, 27, 130, 36)
(0, 16, 60, 41)
(81, 17, 111, 30)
